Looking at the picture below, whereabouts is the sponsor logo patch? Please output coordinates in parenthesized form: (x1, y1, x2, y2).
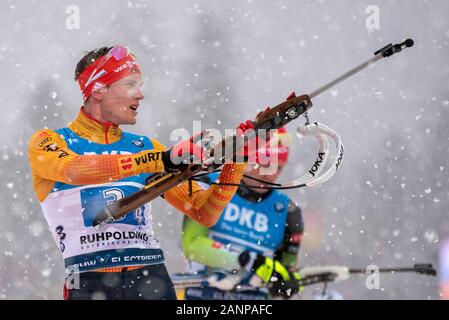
(274, 201, 286, 212)
(132, 140, 144, 148)
(120, 157, 133, 171)
(134, 152, 162, 166)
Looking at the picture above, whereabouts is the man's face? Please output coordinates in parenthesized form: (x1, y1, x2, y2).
(242, 160, 287, 194)
(100, 73, 144, 125)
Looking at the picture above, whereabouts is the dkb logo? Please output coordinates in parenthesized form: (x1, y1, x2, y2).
(223, 203, 268, 232)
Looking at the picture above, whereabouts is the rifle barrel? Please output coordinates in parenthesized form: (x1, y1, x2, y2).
(309, 54, 383, 99)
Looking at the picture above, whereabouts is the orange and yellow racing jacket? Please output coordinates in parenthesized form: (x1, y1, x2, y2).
(28, 108, 245, 273)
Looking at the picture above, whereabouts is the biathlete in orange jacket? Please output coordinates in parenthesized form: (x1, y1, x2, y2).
(28, 45, 251, 300)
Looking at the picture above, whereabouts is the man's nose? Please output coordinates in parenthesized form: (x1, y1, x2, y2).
(135, 88, 144, 100)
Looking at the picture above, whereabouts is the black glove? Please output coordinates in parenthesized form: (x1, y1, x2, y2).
(161, 148, 188, 172)
(238, 251, 303, 298)
(267, 270, 302, 298)
(161, 135, 205, 172)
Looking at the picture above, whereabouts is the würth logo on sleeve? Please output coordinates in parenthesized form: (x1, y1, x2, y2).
(120, 157, 133, 171)
(37, 131, 50, 140)
(134, 152, 161, 166)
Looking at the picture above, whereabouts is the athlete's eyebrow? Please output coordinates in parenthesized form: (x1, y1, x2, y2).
(123, 79, 144, 88)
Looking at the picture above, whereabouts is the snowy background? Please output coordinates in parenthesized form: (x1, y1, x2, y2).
(1, 0, 448, 299)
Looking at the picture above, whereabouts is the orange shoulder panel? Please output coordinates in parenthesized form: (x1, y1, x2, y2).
(28, 129, 166, 201)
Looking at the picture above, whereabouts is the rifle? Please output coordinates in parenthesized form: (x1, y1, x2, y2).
(93, 39, 414, 229)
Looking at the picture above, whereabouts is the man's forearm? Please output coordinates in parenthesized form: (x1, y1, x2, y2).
(164, 163, 246, 227)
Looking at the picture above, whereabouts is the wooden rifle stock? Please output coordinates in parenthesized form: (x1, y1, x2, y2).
(92, 95, 313, 228)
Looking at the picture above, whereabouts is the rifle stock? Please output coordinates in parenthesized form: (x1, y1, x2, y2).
(92, 95, 313, 228)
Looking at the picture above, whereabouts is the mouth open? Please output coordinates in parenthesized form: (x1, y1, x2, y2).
(129, 104, 139, 111)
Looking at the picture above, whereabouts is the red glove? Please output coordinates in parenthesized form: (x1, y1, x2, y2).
(163, 132, 206, 171)
(236, 119, 270, 163)
(236, 120, 255, 137)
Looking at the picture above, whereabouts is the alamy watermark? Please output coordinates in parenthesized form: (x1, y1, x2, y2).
(65, 5, 80, 30)
(365, 5, 380, 34)
(65, 265, 80, 291)
(365, 265, 380, 290)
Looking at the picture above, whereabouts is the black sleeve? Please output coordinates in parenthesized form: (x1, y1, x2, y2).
(196, 175, 212, 185)
(273, 199, 304, 267)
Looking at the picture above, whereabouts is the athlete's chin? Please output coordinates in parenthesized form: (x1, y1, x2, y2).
(121, 116, 137, 125)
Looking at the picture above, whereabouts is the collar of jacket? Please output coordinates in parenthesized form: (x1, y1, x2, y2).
(68, 107, 122, 144)
(237, 181, 273, 202)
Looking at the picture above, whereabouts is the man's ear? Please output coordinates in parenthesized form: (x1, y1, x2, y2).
(90, 86, 108, 102)
(90, 91, 103, 102)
